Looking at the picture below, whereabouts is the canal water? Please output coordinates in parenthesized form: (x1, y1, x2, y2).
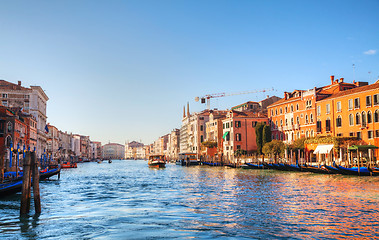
(1, 160, 378, 239)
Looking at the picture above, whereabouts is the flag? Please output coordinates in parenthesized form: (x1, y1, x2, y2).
(45, 125, 49, 133)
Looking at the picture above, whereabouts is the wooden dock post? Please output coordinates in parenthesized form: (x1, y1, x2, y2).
(31, 152, 41, 214)
(21, 151, 32, 215)
(0, 156, 4, 183)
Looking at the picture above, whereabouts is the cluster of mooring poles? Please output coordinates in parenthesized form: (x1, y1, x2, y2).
(20, 151, 41, 215)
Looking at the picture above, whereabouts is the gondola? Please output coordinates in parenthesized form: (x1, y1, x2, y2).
(324, 165, 341, 174)
(202, 161, 222, 166)
(335, 165, 372, 176)
(282, 163, 302, 172)
(245, 163, 266, 169)
(368, 167, 379, 176)
(0, 179, 23, 197)
(301, 165, 332, 174)
(40, 168, 61, 180)
(262, 162, 276, 170)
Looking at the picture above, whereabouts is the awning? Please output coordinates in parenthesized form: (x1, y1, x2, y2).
(313, 144, 334, 154)
(348, 145, 379, 151)
(222, 131, 229, 140)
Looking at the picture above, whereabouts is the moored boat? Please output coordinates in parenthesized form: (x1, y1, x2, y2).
(0, 179, 23, 198)
(148, 155, 166, 168)
(176, 153, 200, 166)
(324, 165, 340, 174)
(335, 165, 372, 176)
(282, 163, 302, 172)
(301, 165, 332, 174)
(245, 163, 266, 169)
(40, 167, 61, 180)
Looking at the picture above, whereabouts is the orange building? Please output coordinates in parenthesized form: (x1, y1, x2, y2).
(268, 76, 358, 144)
(316, 80, 379, 158)
(222, 110, 268, 161)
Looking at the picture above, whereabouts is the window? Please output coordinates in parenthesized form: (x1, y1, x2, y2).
(374, 94, 379, 105)
(200, 125, 203, 131)
(235, 133, 242, 141)
(226, 133, 230, 141)
(275, 121, 278, 128)
(236, 145, 241, 150)
(296, 117, 300, 125)
(223, 123, 225, 129)
(362, 111, 366, 127)
(356, 113, 361, 125)
(200, 135, 204, 142)
(349, 132, 355, 137)
(296, 104, 299, 111)
(326, 119, 331, 132)
(336, 116, 342, 127)
(317, 120, 322, 132)
(376, 130, 379, 138)
(337, 133, 343, 137)
(2, 94, 7, 98)
(354, 98, 360, 109)
(271, 110, 273, 116)
(357, 132, 362, 140)
(285, 119, 288, 126)
(280, 120, 283, 126)
(310, 114, 313, 123)
(235, 121, 241, 128)
(226, 122, 229, 128)
(368, 131, 373, 139)
(285, 107, 288, 113)
(317, 106, 321, 116)
(280, 108, 283, 114)
(348, 99, 353, 110)
(305, 115, 309, 124)
(291, 105, 294, 112)
(252, 121, 257, 127)
(336, 101, 341, 112)
(367, 111, 372, 124)
(306, 131, 309, 138)
(7, 122, 12, 133)
(275, 109, 278, 115)
(349, 114, 354, 126)
(326, 104, 330, 114)
(366, 96, 372, 107)
(2, 100, 7, 106)
(291, 118, 294, 125)
(297, 132, 300, 139)
(375, 110, 379, 123)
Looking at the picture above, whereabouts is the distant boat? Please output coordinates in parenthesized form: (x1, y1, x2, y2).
(148, 155, 166, 168)
(97, 160, 103, 164)
(61, 161, 77, 168)
(176, 153, 200, 166)
(108, 160, 112, 163)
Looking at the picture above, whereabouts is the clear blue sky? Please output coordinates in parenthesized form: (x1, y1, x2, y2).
(0, 0, 378, 145)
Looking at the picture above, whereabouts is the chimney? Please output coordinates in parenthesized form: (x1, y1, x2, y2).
(187, 102, 190, 117)
(18, 81, 21, 86)
(284, 92, 288, 100)
(340, 78, 344, 83)
(330, 75, 334, 84)
(183, 106, 186, 118)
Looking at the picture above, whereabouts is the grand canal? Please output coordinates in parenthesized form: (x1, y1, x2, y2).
(1, 160, 378, 239)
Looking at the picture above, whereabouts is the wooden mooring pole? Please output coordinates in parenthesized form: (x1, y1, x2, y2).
(32, 152, 41, 214)
(20, 151, 41, 214)
(21, 151, 32, 215)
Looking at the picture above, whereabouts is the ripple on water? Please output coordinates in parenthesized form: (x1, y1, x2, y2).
(0, 160, 378, 239)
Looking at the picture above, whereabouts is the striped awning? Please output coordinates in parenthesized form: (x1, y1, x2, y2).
(313, 144, 334, 154)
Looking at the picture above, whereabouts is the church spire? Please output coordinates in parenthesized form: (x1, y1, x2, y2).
(187, 102, 190, 117)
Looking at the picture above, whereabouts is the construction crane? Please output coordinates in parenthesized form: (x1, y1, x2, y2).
(195, 88, 275, 109)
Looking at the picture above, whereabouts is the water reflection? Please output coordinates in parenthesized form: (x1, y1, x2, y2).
(0, 161, 378, 239)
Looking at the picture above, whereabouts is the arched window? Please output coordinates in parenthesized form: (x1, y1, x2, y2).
(375, 110, 379, 123)
(291, 118, 294, 125)
(280, 119, 283, 126)
(296, 104, 299, 111)
(362, 111, 366, 126)
(280, 108, 283, 114)
(306, 131, 309, 138)
(310, 114, 313, 123)
(296, 116, 300, 125)
(7, 122, 12, 133)
(356, 113, 361, 125)
(311, 130, 314, 137)
(367, 111, 372, 124)
(336, 115, 342, 127)
(285, 107, 288, 113)
(291, 105, 294, 112)
(297, 132, 300, 139)
(275, 109, 278, 115)
(349, 114, 354, 126)
(286, 133, 288, 140)
(305, 115, 309, 124)
(275, 121, 278, 128)
(5, 136, 12, 147)
(285, 119, 288, 126)
(291, 133, 294, 141)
